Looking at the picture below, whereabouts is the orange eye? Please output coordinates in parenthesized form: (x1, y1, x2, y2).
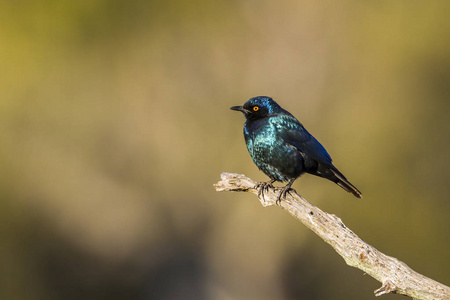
(253, 106, 259, 111)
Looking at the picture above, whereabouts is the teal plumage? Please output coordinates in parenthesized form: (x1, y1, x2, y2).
(231, 96, 362, 202)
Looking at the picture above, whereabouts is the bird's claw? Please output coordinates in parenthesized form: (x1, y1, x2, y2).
(256, 180, 296, 205)
(256, 180, 275, 202)
(276, 186, 296, 205)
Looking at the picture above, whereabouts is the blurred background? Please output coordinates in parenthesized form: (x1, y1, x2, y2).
(1, 1, 449, 299)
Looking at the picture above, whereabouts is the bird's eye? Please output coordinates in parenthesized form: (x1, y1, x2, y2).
(253, 106, 259, 111)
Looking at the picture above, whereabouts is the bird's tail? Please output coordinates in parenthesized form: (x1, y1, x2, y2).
(317, 164, 362, 198)
(330, 167, 362, 198)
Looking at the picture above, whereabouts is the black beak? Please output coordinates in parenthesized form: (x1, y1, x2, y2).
(230, 106, 250, 114)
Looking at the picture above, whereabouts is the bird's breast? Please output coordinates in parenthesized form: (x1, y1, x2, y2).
(244, 119, 304, 181)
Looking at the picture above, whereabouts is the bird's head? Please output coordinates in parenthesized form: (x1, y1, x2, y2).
(230, 96, 282, 121)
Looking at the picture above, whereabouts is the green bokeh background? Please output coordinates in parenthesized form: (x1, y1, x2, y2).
(1, 1, 449, 299)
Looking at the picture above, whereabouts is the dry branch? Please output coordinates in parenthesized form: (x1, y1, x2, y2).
(214, 172, 450, 300)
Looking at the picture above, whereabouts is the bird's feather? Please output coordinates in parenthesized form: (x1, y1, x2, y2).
(275, 114, 333, 166)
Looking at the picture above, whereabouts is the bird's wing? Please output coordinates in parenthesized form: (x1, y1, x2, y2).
(277, 115, 333, 165)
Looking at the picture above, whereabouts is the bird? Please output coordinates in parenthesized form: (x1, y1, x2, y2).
(230, 96, 362, 203)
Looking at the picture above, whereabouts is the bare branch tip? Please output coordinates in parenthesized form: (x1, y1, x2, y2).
(214, 172, 257, 192)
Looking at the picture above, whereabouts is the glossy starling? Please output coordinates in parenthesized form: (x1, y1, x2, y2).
(231, 96, 362, 203)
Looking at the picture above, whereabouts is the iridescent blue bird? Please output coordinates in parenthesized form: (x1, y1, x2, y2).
(231, 96, 362, 203)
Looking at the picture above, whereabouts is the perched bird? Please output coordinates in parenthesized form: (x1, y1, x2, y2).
(231, 96, 362, 203)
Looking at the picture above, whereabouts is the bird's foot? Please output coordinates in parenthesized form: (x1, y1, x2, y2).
(256, 180, 276, 202)
(276, 180, 296, 205)
(276, 187, 289, 205)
